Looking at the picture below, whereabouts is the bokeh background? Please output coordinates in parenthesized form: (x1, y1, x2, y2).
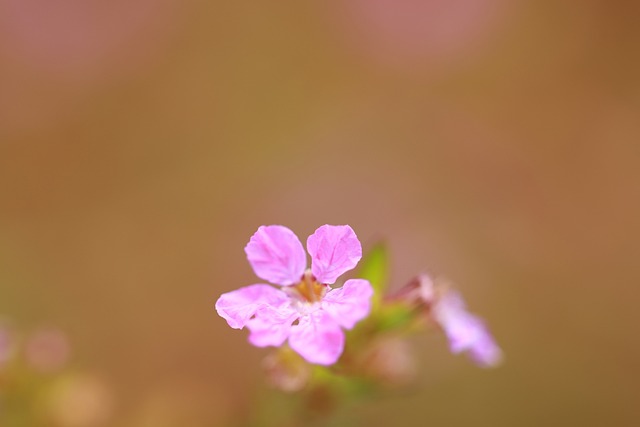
(1, 1, 639, 426)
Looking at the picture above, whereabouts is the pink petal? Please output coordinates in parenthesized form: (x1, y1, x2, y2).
(215, 284, 289, 329)
(289, 311, 345, 365)
(417, 273, 436, 303)
(441, 310, 485, 353)
(307, 225, 362, 284)
(246, 306, 299, 347)
(433, 291, 502, 367)
(468, 328, 503, 367)
(432, 291, 474, 350)
(322, 279, 373, 329)
(245, 225, 307, 286)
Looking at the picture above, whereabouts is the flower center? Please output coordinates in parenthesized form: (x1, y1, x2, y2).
(286, 269, 328, 304)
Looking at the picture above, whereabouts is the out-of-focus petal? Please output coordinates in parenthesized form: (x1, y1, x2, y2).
(417, 273, 436, 303)
(440, 309, 484, 353)
(246, 306, 298, 348)
(215, 284, 289, 329)
(468, 328, 503, 367)
(437, 289, 467, 312)
(289, 311, 345, 365)
(334, 0, 508, 68)
(245, 225, 307, 286)
(307, 225, 362, 284)
(322, 279, 373, 329)
(433, 291, 502, 367)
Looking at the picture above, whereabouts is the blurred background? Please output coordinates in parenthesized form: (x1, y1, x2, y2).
(0, 0, 639, 426)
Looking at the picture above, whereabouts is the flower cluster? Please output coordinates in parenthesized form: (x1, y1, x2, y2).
(215, 224, 502, 372)
(215, 225, 373, 365)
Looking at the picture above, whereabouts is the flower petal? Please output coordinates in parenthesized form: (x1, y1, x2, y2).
(246, 306, 298, 347)
(322, 279, 373, 329)
(289, 311, 345, 365)
(433, 290, 502, 367)
(245, 225, 307, 286)
(307, 225, 362, 284)
(468, 327, 503, 367)
(215, 284, 289, 329)
(417, 273, 436, 303)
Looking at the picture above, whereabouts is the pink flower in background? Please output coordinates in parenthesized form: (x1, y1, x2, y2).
(26, 327, 71, 372)
(0, 0, 178, 76)
(333, 0, 509, 68)
(0, 326, 15, 368)
(433, 290, 502, 367)
(216, 225, 373, 365)
(419, 275, 502, 367)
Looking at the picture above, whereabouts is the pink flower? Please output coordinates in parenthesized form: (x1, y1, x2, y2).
(0, 326, 14, 368)
(419, 275, 502, 367)
(215, 225, 373, 365)
(26, 327, 71, 372)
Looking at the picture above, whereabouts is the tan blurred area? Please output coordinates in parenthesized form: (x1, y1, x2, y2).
(1, 1, 639, 426)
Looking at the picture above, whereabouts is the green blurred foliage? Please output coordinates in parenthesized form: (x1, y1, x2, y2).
(355, 243, 389, 310)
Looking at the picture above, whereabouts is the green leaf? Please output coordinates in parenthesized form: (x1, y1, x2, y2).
(356, 242, 389, 308)
(377, 303, 417, 332)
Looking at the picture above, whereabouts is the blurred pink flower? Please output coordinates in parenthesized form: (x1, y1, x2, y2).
(419, 275, 502, 367)
(0, 326, 15, 367)
(26, 327, 71, 372)
(216, 225, 373, 365)
(0, 0, 178, 77)
(333, 0, 508, 68)
(0, 0, 180, 134)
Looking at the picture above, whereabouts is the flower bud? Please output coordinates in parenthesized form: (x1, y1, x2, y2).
(262, 347, 311, 392)
(363, 336, 416, 386)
